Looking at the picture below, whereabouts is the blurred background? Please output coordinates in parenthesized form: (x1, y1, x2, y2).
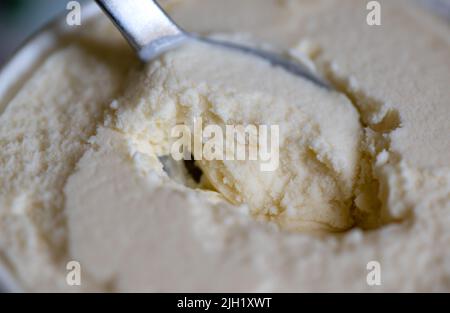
(0, 0, 449, 66)
(0, 0, 87, 65)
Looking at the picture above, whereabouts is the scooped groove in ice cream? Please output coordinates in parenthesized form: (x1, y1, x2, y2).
(0, 0, 450, 292)
(113, 40, 362, 232)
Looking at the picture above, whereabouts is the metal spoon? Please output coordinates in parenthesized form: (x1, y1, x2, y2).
(95, 0, 330, 88)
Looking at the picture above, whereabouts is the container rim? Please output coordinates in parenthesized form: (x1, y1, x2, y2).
(0, 1, 100, 114)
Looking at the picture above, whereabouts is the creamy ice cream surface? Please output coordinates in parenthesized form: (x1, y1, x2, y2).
(0, 0, 450, 292)
(112, 40, 362, 232)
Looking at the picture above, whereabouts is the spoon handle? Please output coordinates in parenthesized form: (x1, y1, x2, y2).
(95, 0, 187, 60)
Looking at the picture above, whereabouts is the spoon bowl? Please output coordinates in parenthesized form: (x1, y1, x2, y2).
(95, 0, 330, 88)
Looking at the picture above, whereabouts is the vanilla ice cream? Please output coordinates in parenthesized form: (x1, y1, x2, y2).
(0, 0, 449, 292)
